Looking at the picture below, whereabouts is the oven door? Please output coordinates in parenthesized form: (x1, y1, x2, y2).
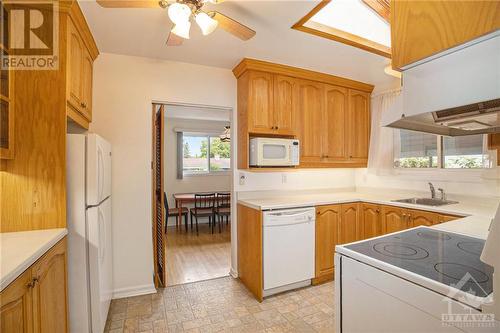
(259, 141, 291, 166)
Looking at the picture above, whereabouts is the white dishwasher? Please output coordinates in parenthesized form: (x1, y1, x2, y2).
(263, 207, 315, 297)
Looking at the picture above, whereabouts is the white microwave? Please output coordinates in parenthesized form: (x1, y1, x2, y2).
(249, 138, 300, 167)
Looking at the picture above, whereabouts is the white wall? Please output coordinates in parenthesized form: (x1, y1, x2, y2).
(164, 118, 231, 226)
(90, 53, 237, 298)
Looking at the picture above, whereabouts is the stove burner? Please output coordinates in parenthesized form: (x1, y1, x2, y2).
(457, 241, 484, 256)
(373, 242, 429, 260)
(417, 231, 451, 241)
(434, 263, 489, 283)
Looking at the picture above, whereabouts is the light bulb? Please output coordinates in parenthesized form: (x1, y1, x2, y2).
(195, 12, 218, 35)
(171, 21, 191, 39)
(168, 3, 191, 24)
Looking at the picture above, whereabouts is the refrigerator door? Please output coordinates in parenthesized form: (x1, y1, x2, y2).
(87, 199, 113, 333)
(66, 134, 92, 333)
(87, 134, 112, 206)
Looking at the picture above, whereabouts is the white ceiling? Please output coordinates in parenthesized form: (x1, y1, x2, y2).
(164, 104, 231, 121)
(79, 0, 399, 91)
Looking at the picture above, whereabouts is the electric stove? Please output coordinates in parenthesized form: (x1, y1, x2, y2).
(344, 227, 493, 298)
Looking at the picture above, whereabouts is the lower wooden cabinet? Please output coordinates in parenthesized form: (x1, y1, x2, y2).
(407, 209, 440, 228)
(314, 204, 341, 285)
(0, 238, 68, 333)
(360, 203, 382, 239)
(338, 203, 361, 244)
(381, 205, 408, 234)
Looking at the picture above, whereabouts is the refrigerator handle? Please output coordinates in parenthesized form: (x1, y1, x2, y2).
(98, 207, 106, 263)
(98, 148, 104, 202)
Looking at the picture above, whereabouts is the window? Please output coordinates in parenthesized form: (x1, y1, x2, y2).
(292, 0, 391, 58)
(182, 134, 230, 175)
(394, 130, 491, 169)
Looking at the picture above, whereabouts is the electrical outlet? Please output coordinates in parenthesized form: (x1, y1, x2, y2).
(239, 173, 246, 186)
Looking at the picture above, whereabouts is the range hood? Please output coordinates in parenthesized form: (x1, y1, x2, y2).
(383, 31, 500, 136)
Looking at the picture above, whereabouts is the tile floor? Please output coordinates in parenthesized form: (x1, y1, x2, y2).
(104, 276, 335, 333)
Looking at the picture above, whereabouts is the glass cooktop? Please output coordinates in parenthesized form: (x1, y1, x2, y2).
(345, 227, 493, 297)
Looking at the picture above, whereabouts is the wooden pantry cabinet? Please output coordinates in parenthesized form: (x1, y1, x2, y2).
(66, 2, 99, 129)
(233, 58, 374, 170)
(391, 0, 500, 69)
(0, 238, 68, 333)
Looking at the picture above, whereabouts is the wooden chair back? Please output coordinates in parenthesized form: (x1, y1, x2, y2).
(216, 192, 231, 208)
(194, 193, 216, 211)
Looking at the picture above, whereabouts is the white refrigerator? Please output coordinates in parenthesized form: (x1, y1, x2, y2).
(67, 133, 113, 333)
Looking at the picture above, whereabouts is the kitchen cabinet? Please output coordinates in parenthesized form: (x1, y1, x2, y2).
(233, 58, 374, 169)
(1, 34, 14, 159)
(391, 0, 500, 69)
(339, 203, 362, 244)
(67, 13, 96, 128)
(323, 85, 347, 161)
(314, 204, 341, 285)
(273, 75, 298, 135)
(0, 269, 33, 333)
(407, 209, 440, 228)
(297, 80, 324, 164)
(0, 238, 67, 333)
(346, 90, 370, 162)
(382, 205, 408, 234)
(360, 203, 382, 239)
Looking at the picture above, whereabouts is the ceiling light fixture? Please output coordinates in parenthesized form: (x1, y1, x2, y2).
(195, 12, 218, 35)
(168, 2, 191, 24)
(171, 21, 191, 39)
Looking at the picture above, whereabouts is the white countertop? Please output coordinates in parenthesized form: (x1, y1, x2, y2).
(238, 189, 500, 239)
(0, 228, 68, 291)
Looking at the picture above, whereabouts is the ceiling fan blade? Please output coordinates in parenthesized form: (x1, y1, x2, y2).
(166, 31, 184, 46)
(96, 0, 161, 8)
(212, 11, 256, 41)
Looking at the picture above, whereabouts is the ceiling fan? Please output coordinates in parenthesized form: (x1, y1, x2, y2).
(96, 0, 256, 46)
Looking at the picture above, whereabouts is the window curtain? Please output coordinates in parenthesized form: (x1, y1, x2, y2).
(176, 132, 183, 180)
(367, 89, 401, 175)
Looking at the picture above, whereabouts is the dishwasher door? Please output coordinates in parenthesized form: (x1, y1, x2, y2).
(263, 208, 315, 291)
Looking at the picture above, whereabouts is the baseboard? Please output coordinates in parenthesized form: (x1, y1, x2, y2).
(230, 267, 238, 278)
(112, 284, 157, 299)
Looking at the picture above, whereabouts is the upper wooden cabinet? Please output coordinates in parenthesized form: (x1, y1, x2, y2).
(391, 0, 500, 69)
(233, 58, 373, 169)
(347, 90, 370, 161)
(297, 80, 324, 164)
(65, 2, 98, 129)
(0, 238, 67, 333)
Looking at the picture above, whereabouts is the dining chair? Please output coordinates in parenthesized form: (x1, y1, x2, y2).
(190, 193, 216, 235)
(215, 192, 231, 232)
(164, 193, 189, 232)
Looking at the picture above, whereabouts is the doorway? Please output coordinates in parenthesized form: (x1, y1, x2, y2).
(151, 102, 233, 288)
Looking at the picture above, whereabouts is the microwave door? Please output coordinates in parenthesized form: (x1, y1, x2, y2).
(262, 143, 290, 166)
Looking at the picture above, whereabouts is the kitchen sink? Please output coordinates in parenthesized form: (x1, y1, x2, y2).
(392, 197, 459, 206)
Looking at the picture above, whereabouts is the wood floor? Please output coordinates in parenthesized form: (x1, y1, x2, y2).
(165, 222, 231, 287)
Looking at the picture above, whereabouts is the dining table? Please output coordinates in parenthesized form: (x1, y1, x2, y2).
(172, 192, 229, 227)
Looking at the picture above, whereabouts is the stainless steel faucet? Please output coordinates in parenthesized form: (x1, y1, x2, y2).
(428, 182, 436, 199)
(438, 188, 446, 201)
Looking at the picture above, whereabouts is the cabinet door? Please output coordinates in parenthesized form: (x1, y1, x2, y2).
(408, 209, 439, 228)
(247, 71, 274, 133)
(314, 205, 341, 283)
(273, 75, 297, 135)
(439, 214, 462, 224)
(31, 239, 68, 333)
(67, 20, 84, 112)
(339, 203, 361, 244)
(346, 89, 370, 161)
(381, 205, 408, 234)
(0, 269, 33, 333)
(323, 85, 347, 161)
(360, 203, 382, 239)
(80, 49, 93, 121)
(296, 80, 324, 164)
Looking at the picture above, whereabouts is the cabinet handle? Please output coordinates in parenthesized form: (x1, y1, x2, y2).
(276, 126, 279, 130)
(27, 277, 38, 289)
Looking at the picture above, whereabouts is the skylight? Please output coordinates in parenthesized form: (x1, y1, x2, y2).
(310, 0, 391, 47)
